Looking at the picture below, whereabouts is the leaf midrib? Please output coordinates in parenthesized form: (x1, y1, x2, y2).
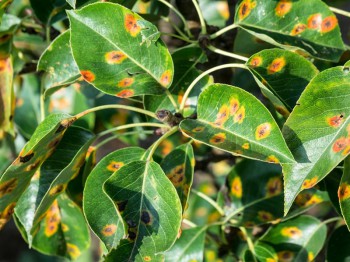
(69, 12, 160, 85)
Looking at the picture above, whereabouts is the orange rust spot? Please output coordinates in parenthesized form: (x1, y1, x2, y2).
(117, 89, 135, 98)
(209, 133, 226, 144)
(332, 137, 348, 153)
(0, 202, 16, 229)
(266, 258, 278, 262)
(327, 114, 344, 128)
(160, 140, 173, 156)
(257, 210, 274, 222)
(301, 177, 318, 190)
(102, 224, 118, 236)
(250, 56, 262, 67)
(277, 251, 294, 262)
(167, 164, 185, 187)
(307, 13, 322, 29)
(266, 177, 282, 196)
(295, 192, 322, 207)
(281, 226, 302, 238)
(255, 123, 272, 140)
(107, 161, 124, 172)
(291, 23, 307, 36)
(308, 252, 314, 262)
(62, 223, 69, 232)
(231, 176, 242, 198)
(66, 243, 81, 260)
(338, 183, 350, 201)
(242, 143, 250, 150)
(266, 155, 280, 163)
(118, 78, 134, 88)
(267, 57, 286, 74)
(234, 106, 245, 124)
(215, 104, 229, 126)
(0, 178, 17, 198)
(343, 145, 350, 156)
(105, 51, 127, 64)
(321, 16, 338, 33)
(80, 70, 95, 82)
(45, 200, 61, 237)
(229, 98, 240, 115)
(144, 256, 152, 262)
(238, 0, 256, 21)
(160, 70, 172, 87)
(125, 14, 141, 37)
(192, 126, 204, 133)
(49, 184, 66, 196)
(275, 0, 292, 17)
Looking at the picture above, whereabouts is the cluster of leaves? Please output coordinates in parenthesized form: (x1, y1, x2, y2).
(1, 0, 350, 261)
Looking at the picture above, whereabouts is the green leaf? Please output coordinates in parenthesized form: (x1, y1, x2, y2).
(0, 113, 76, 229)
(83, 147, 146, 251)
(339, 156, 350, 229)
(67, 0, 137, 9)
(29, 0, 66, 23)
(104, 160, 182, 261)
(14, 126, 94, 245)
(0, 1, 13, 23)
(256, 215, 327, 262)
(161, 143, 194, 212)
(68, 2, 174, 98)
(0, 56, 14, 138)
(246, 48, 319, 114)
(282, 65, 350, 214)
(164, 226, 206, 262)
(38, 30, 81, 96)
(15, 193, 90, 261)
(224, 159, 284, 227)
(199, 0, 229, 27)
(235, 0, 346, 61)
(327, 225, 350, 262)
(324, 169, 342, 215)
(144, 47, 211, 117)
(179, 83, 295, 164)
(14, 74, 40, 139)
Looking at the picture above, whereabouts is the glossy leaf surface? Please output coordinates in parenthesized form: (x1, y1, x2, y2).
(256, 215, 327, 262)
(0, 113, 76, 228)
(165, 226, 206, 262)
(144, 47, 211, 117)
(15, 194, 90, 260)
(83, 147, 146, 251)
(235, 0, 345, 61)
(15, 126, 94, 244)
(282, 66, 350, 214)
(247, 48, 318, 113)
(68, 2, 173, 97)
(38, 30, 80, 95)
(180, 84, 295, 164)
(161, 143, 194, 212)
(104, 160, 182, 261)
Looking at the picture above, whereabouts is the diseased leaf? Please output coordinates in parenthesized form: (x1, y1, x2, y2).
(235, 0, 346, 61)
(339, 156, 350, 229)
(104, 160, 182, 261)
(327, 225, 350, 262)
(224, 159, 284, 227)
(83, 147, 146, 251)
(14, 126, 94, 245)
(256, 215, 327, 262)
(0, 56, 14, 138)
(324, 169, 342, 215)
(38, 30, 80, 96)
(200, 0, 229, 27)
(180, 84, 295, 164)
(15, 193, 90, 261)
(165, 226, 206, 262)
(144, 47, 212, 117)
(68, 2, 174, 98)
(282, 65, 350, 214)
(0, 113, 76, 229)
(67, 0, 137, 9)
(161, 143, 194, 212)
(246, 48, 319, 114)
(0, 14, 20, 57)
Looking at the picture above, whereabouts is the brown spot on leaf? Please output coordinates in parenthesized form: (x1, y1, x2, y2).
(301, 177, 318, 190)
(266, 177, 282, 196)
(230, 98, 240, 115)
(107, 161, 124, 172)
(45, 200, 61, 237)
(125, 14, 141, 37)
(80, 70, 95, 82)
(250, 56, 262, 67)
(321, 16, 338, 33)
(116, 89, 135, 98)
(291, 23, 307, 36)
(266, 155, 279, 163)
(101, 224, 117, 236)
(231, 177, 242, 198)
(327, 114, 344, 128)
(105, 51, 127, 64)
(214, 104, 229, 126)
(49, 184, 66, 195)
(167, 164, 185, 187)
(160, 70, 172, 87)
(281, 227, 302, 238)
(275, 0, 292, 17)
(267, 57, 286, 74)
(332, 137, 348, 153)
(192, 126, 204, 133)
(233, 106, 245, 124)
(307, 13, 322, 29)
(258, 210, 274, 222)
(338, 183, 350, 201)
(118, 77, 134, 87)
(116, 200, 128, 212)
(66, 243, 81, 260)
(141, 210, 152, 225)
(209, 133, 226, 144)
(19, 151, 34, 163)
(238, 0, 256, 21)
(255, 123, 272, 140)
(0, 179, 17, 198)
